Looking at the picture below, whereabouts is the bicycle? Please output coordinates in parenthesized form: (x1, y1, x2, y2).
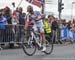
(22, 27, 54, 56)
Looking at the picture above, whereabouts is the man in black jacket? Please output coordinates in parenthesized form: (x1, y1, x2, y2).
(48, 15, 62, 44)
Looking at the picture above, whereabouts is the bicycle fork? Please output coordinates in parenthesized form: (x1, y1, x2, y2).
(32, 32, 42, 48)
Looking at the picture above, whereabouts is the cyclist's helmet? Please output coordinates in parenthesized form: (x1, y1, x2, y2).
(27, 5, 33, 12)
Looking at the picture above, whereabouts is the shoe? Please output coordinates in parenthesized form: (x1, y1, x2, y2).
(41, 46, 46, 52)
(38, 46, 43, 50)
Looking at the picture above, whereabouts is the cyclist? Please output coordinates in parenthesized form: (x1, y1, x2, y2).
(26, 5, 46, 51)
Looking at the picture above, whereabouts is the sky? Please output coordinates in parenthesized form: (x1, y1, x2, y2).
(0, 0, 75, 20)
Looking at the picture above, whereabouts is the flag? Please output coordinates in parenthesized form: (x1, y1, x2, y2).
(26, 0, 45, 7)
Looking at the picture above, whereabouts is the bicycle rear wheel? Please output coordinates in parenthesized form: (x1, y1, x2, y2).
(22, 35, 36, 56)
(43, 35, 53, 55)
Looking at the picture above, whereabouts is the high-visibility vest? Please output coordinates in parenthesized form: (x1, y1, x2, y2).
(43, 20, 51, 34)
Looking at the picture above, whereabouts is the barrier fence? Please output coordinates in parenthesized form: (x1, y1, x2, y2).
(0, 24, 75, 44)
(0, 24, 25, 44)
(60, 27, 75, 41)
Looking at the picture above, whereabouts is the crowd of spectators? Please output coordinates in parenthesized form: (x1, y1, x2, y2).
(0, 7, 26, 48)
(0, 6, 75, 48)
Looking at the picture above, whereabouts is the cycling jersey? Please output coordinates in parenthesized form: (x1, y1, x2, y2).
(26, 11, 44, 33)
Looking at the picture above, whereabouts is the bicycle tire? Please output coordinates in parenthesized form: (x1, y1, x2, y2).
(22, 35, 36, 56)
(43, 35, 54, 55)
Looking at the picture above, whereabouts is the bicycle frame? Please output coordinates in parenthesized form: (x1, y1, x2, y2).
(29, 30, 42, 48)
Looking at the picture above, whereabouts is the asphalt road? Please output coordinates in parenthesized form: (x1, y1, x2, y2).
(0, 44, 75, 60)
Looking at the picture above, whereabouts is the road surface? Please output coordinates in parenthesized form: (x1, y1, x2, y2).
(0, 44, 75, 60)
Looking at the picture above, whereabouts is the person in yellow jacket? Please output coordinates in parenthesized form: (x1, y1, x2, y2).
(41, 14, 52, 37)
(43, 19, 51, 34)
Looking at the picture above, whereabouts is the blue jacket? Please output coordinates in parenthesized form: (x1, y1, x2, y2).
(0, 16, 7, 29)
(19, 12, 25, 25)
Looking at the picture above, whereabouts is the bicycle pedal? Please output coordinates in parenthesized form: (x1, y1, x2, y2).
(38, 47, 43, 50)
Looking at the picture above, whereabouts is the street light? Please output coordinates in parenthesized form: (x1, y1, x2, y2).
(71, 2, 75, 19)
(58, 0, 64, 19)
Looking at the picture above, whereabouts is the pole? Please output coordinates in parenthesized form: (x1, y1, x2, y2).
(71, 2, 75, 20)
(58, 0, 62, 19)
(59, 11, 61, 19)
(16, 0, 23, 8)
(58, 0, 61, 19)
(58, 0, 63, 44)
(41, 0, 45, 14)
(41, 4, 44, 14)
(71, 3, 73, 20)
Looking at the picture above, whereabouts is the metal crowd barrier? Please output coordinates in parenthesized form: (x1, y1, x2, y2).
(0, 24, 74, 45)
(0, 24, 25, 44)
(60, 27, 75, 41)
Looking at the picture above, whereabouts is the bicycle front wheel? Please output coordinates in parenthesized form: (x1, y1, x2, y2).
(43, 35, 53, 55)
(22, 34, 36, 56)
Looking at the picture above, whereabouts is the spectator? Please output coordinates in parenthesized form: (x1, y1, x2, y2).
(17, 7, 25, 41)
(3, 7, 14, 48)
(12, 10, 19, 25)
(18, 7, 25, 25)
(22, 13, 26, 20)
(48, 15, 59, 44)
(3, 6, 12, 24)
(41, 14, 52, 42)
(0, 9, 8, 43)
